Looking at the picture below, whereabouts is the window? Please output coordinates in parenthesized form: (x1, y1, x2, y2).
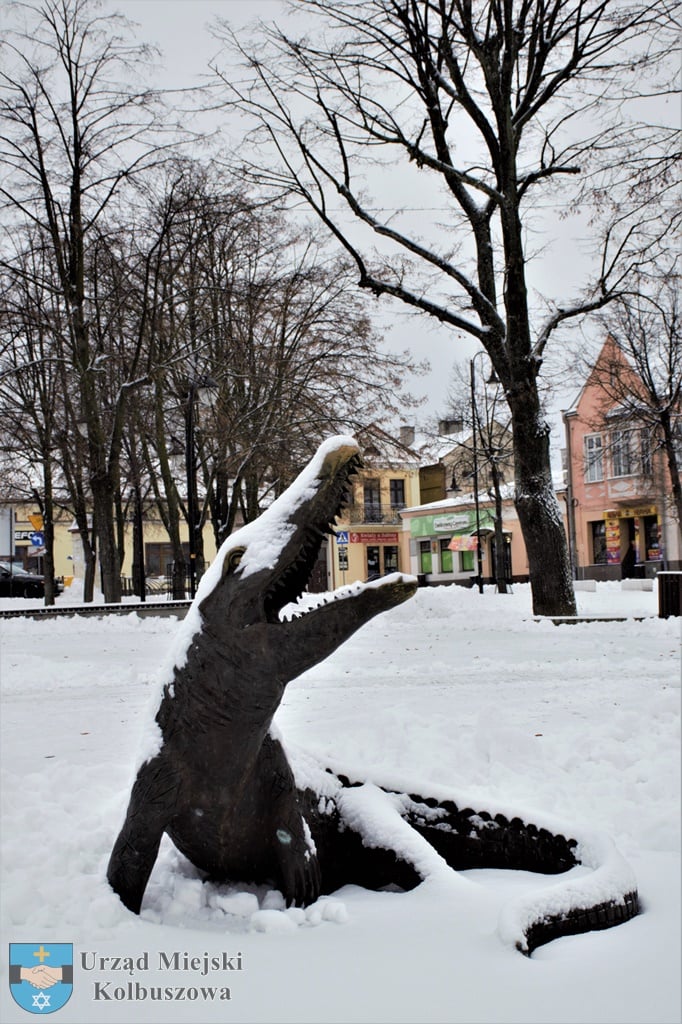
(610, 428, 637, 477)
(145, 543, 188, 575)
(363, 480, 382, 522)
(461, 549, 474, 572)
(439, 539, 453, 573)
(584, 433, 603, 482)
(419, 540, 432, 573)
(389, 478, 406, 509)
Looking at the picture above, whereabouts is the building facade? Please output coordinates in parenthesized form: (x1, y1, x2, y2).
(562, 336, 680, 580)
(325, 438, 421, 591)
(1, 501, 219, 591)
(399, 490, 529, 587)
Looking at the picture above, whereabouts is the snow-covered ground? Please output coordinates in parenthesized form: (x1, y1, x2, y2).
(1, 580, 679, 1024)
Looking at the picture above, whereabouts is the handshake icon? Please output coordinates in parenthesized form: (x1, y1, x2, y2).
(11, 964, 72, 988)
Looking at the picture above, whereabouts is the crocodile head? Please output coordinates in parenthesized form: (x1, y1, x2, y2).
(179, 436, 417, 700)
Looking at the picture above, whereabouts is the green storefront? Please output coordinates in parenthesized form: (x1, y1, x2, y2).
(409, 508, 495, 575)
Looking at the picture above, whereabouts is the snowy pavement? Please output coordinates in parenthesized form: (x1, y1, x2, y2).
(0, 581, 679, 1023)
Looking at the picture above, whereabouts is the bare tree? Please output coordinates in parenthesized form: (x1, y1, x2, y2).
(0, 0, 178, 601)
(217, 0, 679, 614)
(0, 237, 63, 602)
(137, 163, 426, 562)
(196, 227, 427, 546)
(0, 230, 102, 600)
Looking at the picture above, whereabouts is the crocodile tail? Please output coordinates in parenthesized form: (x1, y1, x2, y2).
(292, 751, 639, 955)
(496, 826, 639, 955)
(399, 791, 639, 955)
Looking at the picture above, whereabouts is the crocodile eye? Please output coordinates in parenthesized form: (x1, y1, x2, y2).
(225, 548, 245, 574)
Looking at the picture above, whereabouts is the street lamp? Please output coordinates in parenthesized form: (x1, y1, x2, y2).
(469, 352, 500, 594)
(470, 355, 484, 594)
(185, 376, 218, 598)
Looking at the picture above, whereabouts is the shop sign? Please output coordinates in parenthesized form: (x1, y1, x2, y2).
(409, 509, 494, 537)
(605, 516, 621, 564)
(433, 513, 470, 532)
(349, 532, 399, 544)
(603, 506, 657, 519)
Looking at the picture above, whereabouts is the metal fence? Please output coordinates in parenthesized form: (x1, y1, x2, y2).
(121, 559, 214, 600)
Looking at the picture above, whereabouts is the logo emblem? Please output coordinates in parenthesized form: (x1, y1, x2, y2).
(9, 945, 73, 1014)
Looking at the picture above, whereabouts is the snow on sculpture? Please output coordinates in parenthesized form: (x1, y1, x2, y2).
(107, 436, 638, 954)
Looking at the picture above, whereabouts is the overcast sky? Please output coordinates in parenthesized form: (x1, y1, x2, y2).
(118, 0, 288, 87)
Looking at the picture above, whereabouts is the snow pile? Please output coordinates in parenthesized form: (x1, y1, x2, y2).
(1, 581, 680, 1023)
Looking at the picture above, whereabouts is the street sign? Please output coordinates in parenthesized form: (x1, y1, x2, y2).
(29, 531, 45, 547)
(338, 546, 348, 570)
(335, 530, 349, 545)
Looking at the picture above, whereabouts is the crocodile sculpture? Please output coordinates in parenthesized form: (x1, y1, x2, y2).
(107, 435, 638, 954)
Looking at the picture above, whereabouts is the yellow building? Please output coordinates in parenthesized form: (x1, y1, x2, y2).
(3, 502, 217, 591)
(325, 436, 421, 591)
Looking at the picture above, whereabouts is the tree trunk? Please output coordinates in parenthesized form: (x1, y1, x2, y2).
(92, 474, 122, 603)
(491, 465, 508, 595)
(510, 393, 577, 617)
(171, 553, 187, 601)
(132, 482, 146, 601)
(82, 533, 96, 604)
(33, 481, 56, 606)
(115, 485, 126, 582)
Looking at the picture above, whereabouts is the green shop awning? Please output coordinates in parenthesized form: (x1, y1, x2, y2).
(409, 508, 495, 537)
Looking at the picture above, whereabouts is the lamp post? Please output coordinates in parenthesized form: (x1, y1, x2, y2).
(470, 355, 485, 594)
(469, 351, 503, 594)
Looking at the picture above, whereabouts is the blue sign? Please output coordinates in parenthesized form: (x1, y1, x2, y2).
(335, 531, 350, 545)
(9, 944, 73, 1014)
(29, 531, 45, 547)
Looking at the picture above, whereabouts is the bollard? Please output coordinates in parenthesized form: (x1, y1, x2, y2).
(658, 571, 682, 618)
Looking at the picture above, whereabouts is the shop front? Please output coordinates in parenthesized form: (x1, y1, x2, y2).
(349, 530, 401, 580)
(328, 528, 404, 588)
(403, 507, 498, 585)
(602, 504, 664, 578)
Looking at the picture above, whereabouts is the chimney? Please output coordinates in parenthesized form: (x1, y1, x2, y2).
(399, 424, 415, 447)
(438, 418, 464, 436)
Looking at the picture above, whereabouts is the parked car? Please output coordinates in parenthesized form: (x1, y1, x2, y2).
(0, 561, 64, 599)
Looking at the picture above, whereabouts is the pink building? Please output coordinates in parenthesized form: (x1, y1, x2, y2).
(563, 336, 680, 580)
